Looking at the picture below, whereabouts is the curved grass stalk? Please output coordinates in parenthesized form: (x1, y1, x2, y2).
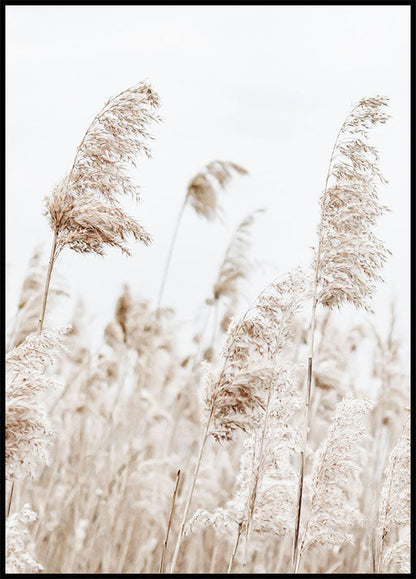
(169, 406, 214, 573)
(292, 97, 389, 571)
(159, 470, 181, 573)
(156, 198, 187, 309)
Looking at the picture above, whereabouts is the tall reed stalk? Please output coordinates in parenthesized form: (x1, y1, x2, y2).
(157, 161, 247, 308)
(170, 406, 214, 573)
(171, 272, 302, 572)
(156, 199, 187, 309)
(38, 232, 58, 332)
(292, 96, 390, 571)
(159, 470, 181, 573)
(227, 522, 243, 573)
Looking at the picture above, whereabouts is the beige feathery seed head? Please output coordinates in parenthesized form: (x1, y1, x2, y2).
(6, 504, 42, 574)
(229, 371, 301, 532)
(371, 321, 409, 430)
(376, 417, 410, 572)
(220, 300, 237, 334)
(314, 314, 364, 395)
(187, 371, 301, 543)
(105, 285, 175, 356)
(115, 284, 134, 342)
(45, 82, 161, 256)
(213, 209, 263, 302)
(7, 248, 69, 350)
(315, 96, 390, 311)
(205, 269, 305, 442)
(301, 396, 372, 553)
(186, 160, 248, 220)
(6, 328, 68, 480)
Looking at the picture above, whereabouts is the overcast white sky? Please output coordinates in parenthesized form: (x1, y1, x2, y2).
(6, 5, 410, 353)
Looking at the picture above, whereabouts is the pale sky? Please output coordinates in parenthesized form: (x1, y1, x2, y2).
(6, 6, 410, 354)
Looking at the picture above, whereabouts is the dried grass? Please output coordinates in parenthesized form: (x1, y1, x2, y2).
(5, 90, 409, 576)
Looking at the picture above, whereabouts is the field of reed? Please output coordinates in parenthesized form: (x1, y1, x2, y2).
(5, 83, 410, 574)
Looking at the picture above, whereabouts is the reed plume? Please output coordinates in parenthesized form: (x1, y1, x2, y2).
(170, 270, 305, 572)
(157, 161, 248, 308)
(315, 97, 390, 311)
(6, 79, 408, 574)
(207, 269, 305, 442)
(6, 504, 42, 573)
(208, 209, 262, 344)
(371, 305, 409, 433)
(187, 368, 300, 572)
(187, 161, 248, 221)
(212, 211, 260, 303)
(40, 81, 161, 330)
(295, 396, 372, 571)
(293, 96, 390, 571)
(7, 248, 68, 351)
(6, 328, 68, 481)
(376, 417, 410, 573)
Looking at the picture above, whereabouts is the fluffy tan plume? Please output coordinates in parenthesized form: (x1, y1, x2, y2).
(45, 81, 161, 256)
(205, 269, 305, 442)
(7, 248, 69, 350)
(188, 369, 300, 540)
(6, 504, 42, 573)
(212, 209, 262, 303)
(376, 417, 410, 573)
(186, 160, 248, 221)
(293, 96, 390, 572)
(6, 328, 68, 480)
(298, 396, 372, 564)
(157, 160, 247, 309)
(315, 96, 390, 311)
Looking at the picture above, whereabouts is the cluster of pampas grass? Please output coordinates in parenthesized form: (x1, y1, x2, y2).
(5, 86, 410, 575)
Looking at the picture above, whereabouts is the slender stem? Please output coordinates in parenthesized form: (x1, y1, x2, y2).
(117, 519, 134, 573)
(166, 303, 213, 456)
(210, 297, 220, 349)
(190, 302, 213, 373)
(227, 522, 243, 573)
(294, 524, 308, 573)
(6, 480, 14, 518)
(244, 387, 272, 567)
(157, 198, 187, 309)
(159, 469, 181, 573)
(169, 282, 284, 573)
(112, 344, 129, 416)
(209, 541, 218, 574)
(37, 96, 111, 336)
(292, 108, 355, 572)
(38, 231, 58, 333)
(376, 449, 399, 573)
(170, 405, 214, 573)
(7, 309, 21, 352)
